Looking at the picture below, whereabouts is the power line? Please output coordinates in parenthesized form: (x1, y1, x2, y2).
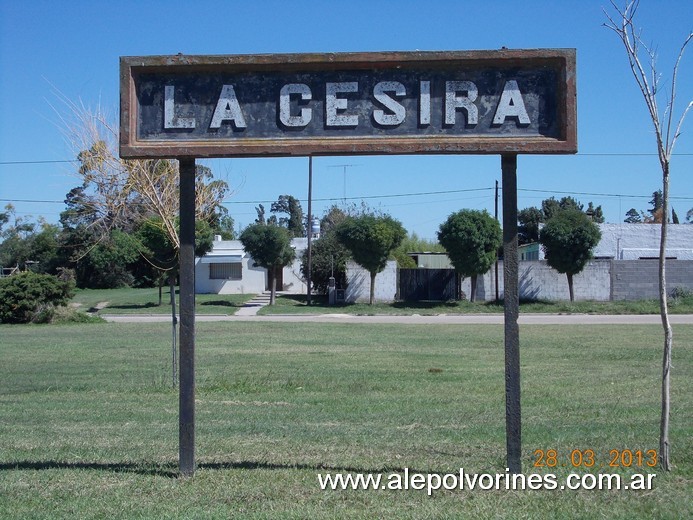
(0, 160, 77, 165)
(1, 152, 693, 167)
(516, 188, 693, 201)
(223, 187, 493, 205)
(4, 184, 693, 208)
(0, 198, 65, 204)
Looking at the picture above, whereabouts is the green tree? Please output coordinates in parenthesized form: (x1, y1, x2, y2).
(255, 204, 266, 224)
(586, 202, 605, 223)
(336, 214, 406, 304)
(300, 232, 349, 294)
(542, 196, 583, 220)
(75, 229, 142, 288)
(437, 209, 501, 302)
(300, 205, 351, 296)
(240, 224, 295, 305)
(624, 208, 643, 223)
(0, 271, 74, 324)
(0, 209, 9, 234)
(215, 214, 236, 240)
(0, 206, 62, 275)
(517, 207, 544, 244)
(519, 197, 602, 245)
(648, 190, 664, 221)
(271, 195, 305, 237)
(392, 232, 446, 268)
(539, 209, 601, 302)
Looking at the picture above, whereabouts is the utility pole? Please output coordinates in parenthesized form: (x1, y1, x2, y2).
(495, 179, 500, 302)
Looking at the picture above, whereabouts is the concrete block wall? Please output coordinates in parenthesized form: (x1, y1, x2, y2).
(343, 259, 693, 303)
(345, 260, 398, 303)
(464, 260, 612, 302)
(611, 260, 693, 300)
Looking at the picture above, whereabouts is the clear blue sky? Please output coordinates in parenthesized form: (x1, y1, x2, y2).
(1, 0, 691, 239)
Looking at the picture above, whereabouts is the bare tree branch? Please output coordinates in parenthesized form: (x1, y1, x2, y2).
(604, 1, 692, 472)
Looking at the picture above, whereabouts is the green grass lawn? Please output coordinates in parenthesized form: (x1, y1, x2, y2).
(259, 292, 693, 315)
(68, 287, 693, 318)
(1, 321, 691, 518)
(71, 287, 255, 315)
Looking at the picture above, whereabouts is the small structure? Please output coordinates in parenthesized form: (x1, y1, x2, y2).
(195, 237, 307, 295)
(407, 252, 452, 269)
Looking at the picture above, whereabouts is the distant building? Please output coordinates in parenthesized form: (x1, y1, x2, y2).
(518, 243, 541, 261)
(195, 237, 307, 295)
(518, 223, 693, 261)
(594, 223, 693, 260)
(407, 252, 452, 269)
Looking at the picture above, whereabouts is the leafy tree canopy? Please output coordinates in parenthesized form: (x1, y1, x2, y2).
(519, 196, 604, 245)
(271, 195, 305, 238)
(240, 223, 295, 304)
(336, 214, 406, 276)
(335, 214, 406, 304)
(539, 208, 601, 301)
(438, 209, 501, 301)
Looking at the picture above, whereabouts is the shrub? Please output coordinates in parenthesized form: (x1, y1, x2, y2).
(0, 272, 75, 324)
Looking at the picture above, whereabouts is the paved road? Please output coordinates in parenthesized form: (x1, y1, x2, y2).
(101, 313, 693, 325)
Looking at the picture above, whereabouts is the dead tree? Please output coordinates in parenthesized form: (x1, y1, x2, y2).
(604, 0, 692, 471)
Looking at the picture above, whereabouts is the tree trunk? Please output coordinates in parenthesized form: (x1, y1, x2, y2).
(659, 163, 673, 471)
(470, 275, 478, 302)
(269, 268, 276, 305)
(169, 273, 177, 388)
(567, 273, 574, 302)
(369, 271, 376, 305)
(158, 277, 163, 306)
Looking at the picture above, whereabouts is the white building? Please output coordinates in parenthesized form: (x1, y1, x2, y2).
(519, 223, 693, 261)
(594, 223, 693, 260)
(195, 237, 307, 295)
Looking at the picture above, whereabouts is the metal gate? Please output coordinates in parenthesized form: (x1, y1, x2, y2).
(399, 268, 458, 301)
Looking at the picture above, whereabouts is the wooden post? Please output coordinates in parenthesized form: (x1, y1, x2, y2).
(502, 154, 521, 474)
(178, 158, 196, 476)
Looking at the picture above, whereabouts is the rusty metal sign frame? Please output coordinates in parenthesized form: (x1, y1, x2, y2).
(119, 49, 578, 477)
(120, 49, 576, 159)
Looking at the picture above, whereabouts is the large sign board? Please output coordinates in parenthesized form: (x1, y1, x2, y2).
(120, 50, 576, 158)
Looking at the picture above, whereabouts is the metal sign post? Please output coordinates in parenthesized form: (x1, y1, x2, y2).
(119, 49, 577, 477)
(178, 157, 196, 476)
(501, 154, 521, 473)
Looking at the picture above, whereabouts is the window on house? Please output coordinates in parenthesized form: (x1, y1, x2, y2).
(209, 262, 242, 280)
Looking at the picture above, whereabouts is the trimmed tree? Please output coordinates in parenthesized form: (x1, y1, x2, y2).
(240, 224, 295, 305)
(539, 209, 601, 302)
(437, 209, 501, 302)
(335, 214, 406, 305)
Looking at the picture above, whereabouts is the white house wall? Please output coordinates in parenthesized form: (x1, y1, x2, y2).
(195, 239, 308, 295)
(594, 223, 693, 259)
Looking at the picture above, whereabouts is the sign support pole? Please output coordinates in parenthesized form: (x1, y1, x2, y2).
(306, 156, 313, 305)
(179, 157, 196, 476)
(502, 153, 521, 474)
